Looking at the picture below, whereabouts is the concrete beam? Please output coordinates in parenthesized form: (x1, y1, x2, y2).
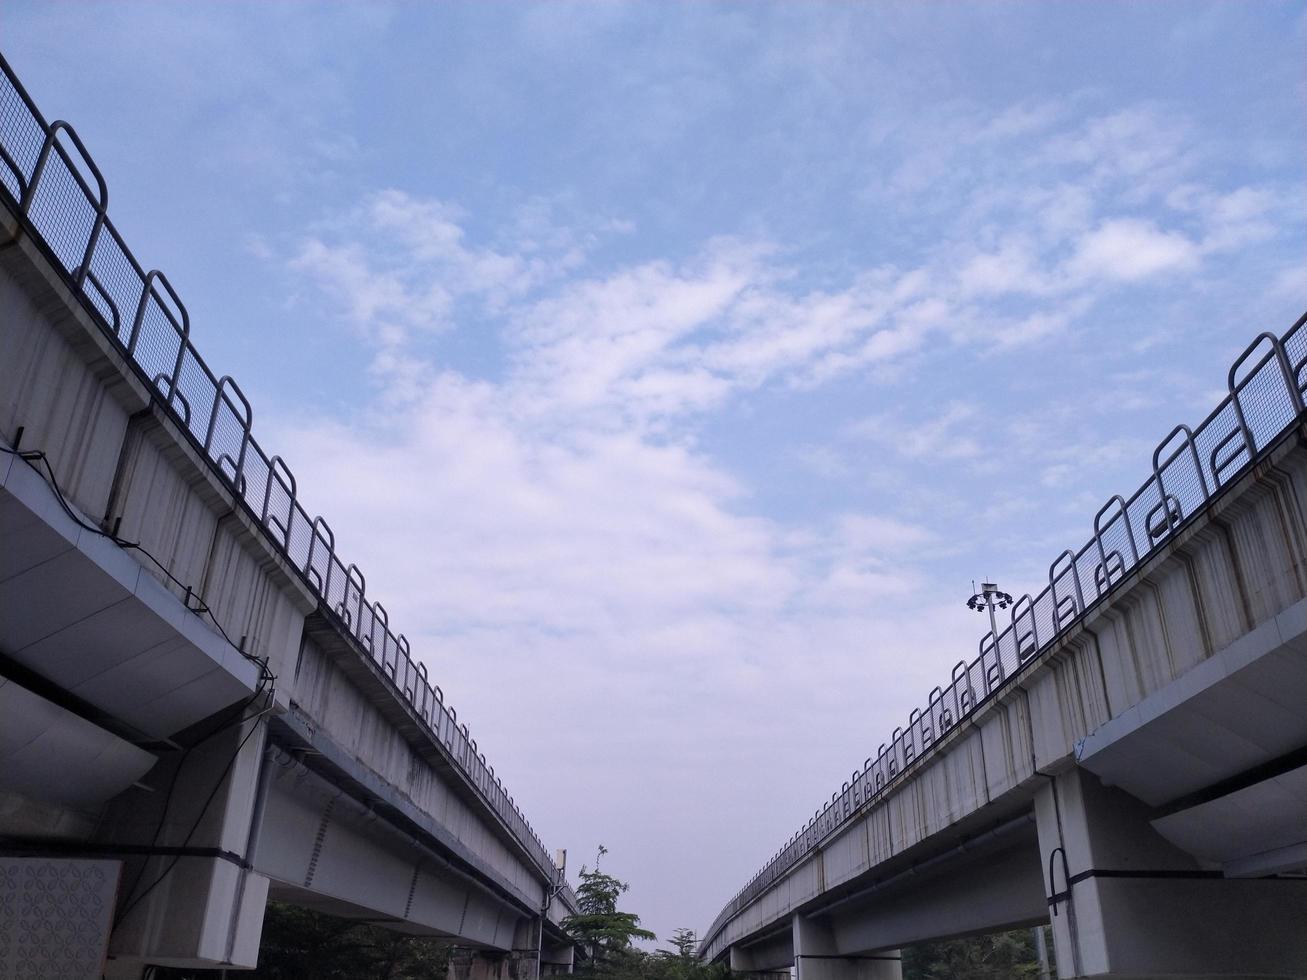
(793, 915, 900, 980)
(251, 745, 530, 949)
(0, 674, 156, 813)
(1, 434, 262, 739)
(1077, 594, 1307, 808)
(730, 928, 796, 973)
(827, 833, 1046, 955)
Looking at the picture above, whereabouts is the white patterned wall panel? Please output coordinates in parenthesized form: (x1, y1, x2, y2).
(0, 858, 120, 980)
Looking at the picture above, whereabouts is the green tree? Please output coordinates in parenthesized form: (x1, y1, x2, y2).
(650, 927, 734, 980)
(661, 928, 698, 960)
(902, 927, 1051, 980)
(563, 846, 657, 979)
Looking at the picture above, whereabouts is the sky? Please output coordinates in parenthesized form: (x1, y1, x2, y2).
(5, 1, 1306, 946)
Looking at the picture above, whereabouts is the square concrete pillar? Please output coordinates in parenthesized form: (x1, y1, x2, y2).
(450, 947, 499, 980)
(1035, 768, 1307, 977)
(541, 940, 575, 975)
(793, 914, 901, 980)
(102, 714, 271, 970)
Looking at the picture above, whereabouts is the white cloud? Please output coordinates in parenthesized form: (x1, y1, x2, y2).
(848, 401, 985, 461)
(957, 241, 1051, 298)
(1068, 217, 1200, 283)
(1041, 106, 1195, 195)
(10, 0, 1306, 946)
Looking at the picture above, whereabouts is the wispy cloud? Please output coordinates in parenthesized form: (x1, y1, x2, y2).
(14, 0, 1303, 941)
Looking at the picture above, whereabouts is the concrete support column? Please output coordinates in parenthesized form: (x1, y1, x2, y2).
(449, 947, 513, 980)
(507, 910, 572, 977)
(510, 916, 543, 980)
(729, 946, 761, 974)
(541, 940, 575, 975)
(1035, 768, 1307, 978)
(793, 914, 902, 980)
(99, 712, 272, 973)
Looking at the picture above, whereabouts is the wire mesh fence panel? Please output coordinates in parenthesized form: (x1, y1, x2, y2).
(0, 75, 43, 192)
(1240, 352, 1298, 449)
(285, 505, 317, 580)
(1198, 399, 1250, 491)
(1285, 320, 1307, 391)
(82, 231, 142, 340)
(24, 153, 96, 274)
(173, 350, 220, 444)
(133, 298, 186, 397)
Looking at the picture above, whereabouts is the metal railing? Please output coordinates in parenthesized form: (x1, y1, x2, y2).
(0, 50, 573, 905)
(700, 312, 1307, 952)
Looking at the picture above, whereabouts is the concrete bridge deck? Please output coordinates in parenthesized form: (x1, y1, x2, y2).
(701, 321, 1307, 977)
(0, 49, 575, 979)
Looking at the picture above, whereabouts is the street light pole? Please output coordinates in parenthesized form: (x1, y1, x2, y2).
(967, 580, 1049, 978)
(966, 580, 1012, 642)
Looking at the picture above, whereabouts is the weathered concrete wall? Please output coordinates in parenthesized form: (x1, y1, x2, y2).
(103, 412, 314, 679)
(0, 242, 143, 518)
(292, 635, 544, 901)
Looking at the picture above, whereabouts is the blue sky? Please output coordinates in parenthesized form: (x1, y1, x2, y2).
(6, 1, 1305, 944)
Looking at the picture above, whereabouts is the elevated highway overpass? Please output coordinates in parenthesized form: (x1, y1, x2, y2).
(700, 323, 1307, 976)
(0, 51, 576, 978)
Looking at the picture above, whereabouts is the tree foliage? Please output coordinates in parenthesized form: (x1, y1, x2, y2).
(250, 902, 452, 980)
(563, 848, 727, 980)
(902, 927, 1053, 980)
(145, 902, 452, 980)
(563, 846, 657, 979)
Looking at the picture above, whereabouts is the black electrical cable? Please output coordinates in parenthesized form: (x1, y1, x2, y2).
(111, 678, 271, 926)
(0, 441, 275, 690)
(2, 437, 281, 929)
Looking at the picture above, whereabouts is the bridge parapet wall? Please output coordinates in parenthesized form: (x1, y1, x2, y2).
(0, 255, 139, 518)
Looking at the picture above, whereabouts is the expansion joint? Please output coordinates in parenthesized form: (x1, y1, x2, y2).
(303, 796, 336, 887)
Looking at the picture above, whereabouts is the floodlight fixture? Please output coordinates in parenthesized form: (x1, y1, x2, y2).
(966, 579, 1013, 641)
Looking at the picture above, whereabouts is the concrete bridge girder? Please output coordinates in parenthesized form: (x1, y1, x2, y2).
(252, 751, 531, 950)
(0, 112, 572, 977)
(709, 426, 1307, 977)
(0, 432, 264, 739)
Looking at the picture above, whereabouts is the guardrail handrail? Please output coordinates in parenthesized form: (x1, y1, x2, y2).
(0, 50, 570, 900)
(696, 312, 1307, 950)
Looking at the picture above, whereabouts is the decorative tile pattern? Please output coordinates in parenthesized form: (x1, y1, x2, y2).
(0, 858, 120, 980)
